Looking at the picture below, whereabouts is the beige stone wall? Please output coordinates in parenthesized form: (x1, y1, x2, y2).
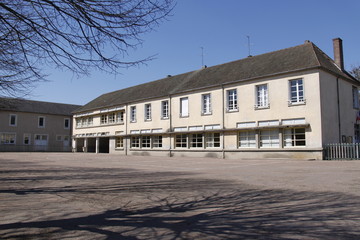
(0, 111, 73, 151)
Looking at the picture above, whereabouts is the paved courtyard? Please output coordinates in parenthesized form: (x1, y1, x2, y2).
(0, 153, 360, 239)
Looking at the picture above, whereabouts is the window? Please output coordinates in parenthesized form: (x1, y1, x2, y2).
(76, 119, 82, 128)
(260, 129, 279, 148)
(289, 79, 305, 104)
(202, 94, 212, 115)
(108, 113, 115, 124)
(142, 136, 151, 148)
(116, 112, 124, 123)
(239, 131, 256, 148)
(180, 97, 189, 117)
(205, 133, 220, 148)
(0, 133, 16, 144)
(130, 106, 136, 122)
(353, 86, 359, 109)
(227, 89, 238, 111)
(24, 134, 31, 145)
(153, 136, 163, 148)
(116, 137, 124, 148)
(101, 114, 108, 124)
(131, 136, 140, 148)
(190, 133, 203, 148)
(255, 84, 269, 108)
(284, 128, 306, 147)
(64, 118, 70, 129)
(175, 134, 187, 148)
(38, 116, 45, 128)
(145, 104, 152, 121)
(87, 117, 93, 126)
(161, 100, 169, 119)
(9, 114, 17, 126)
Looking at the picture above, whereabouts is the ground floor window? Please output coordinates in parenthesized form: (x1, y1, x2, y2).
(175, 134, 187, 148)
(142, 136, 151, 148)
(0, 133, 16, 144)
(131, 136, 140, 148)
(205, 133, 220, 148)
(116, 137, 123, 148)
(239, 131, 256, 148)
(260, 129, 279, 148)
(153, 136, 163, 148)
(284, 128, 306, 147)
(23, 134, 31, 145)
(190, 133, 203, 148)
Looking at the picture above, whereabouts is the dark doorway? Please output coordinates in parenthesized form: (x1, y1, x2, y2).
(87, 138, 96, 153)
(76, 139, 84, 152)
(99, 137, 110, 153)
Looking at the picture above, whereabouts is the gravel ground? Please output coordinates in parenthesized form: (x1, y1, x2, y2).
(0, 152, 360, 239)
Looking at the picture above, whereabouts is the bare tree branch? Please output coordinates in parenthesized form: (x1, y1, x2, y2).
(0, 0, 175, 96)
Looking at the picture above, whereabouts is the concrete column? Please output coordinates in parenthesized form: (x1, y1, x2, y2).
(96, 137, 100, 154)
(83, 138, 88, 153)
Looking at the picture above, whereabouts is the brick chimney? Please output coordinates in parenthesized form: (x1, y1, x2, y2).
(333, 38, 344, 70)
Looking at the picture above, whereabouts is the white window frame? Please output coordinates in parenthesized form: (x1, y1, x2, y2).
(239, 131, 257, 148)
(153, 135, 163, 148)
(180, 97, 189, 117)
(0, 133, 16, 144)
(190, 133, 203, 148)
(205, 132, 220, 148)
(131, 136, 140, 148)
(141, 136, 151, 148)
(161, 100, 169, 119)
(284, 128, 306, 147)
(289, 79, 305, 105)
(130, 106, 137, 122)
(9, 114, 17, 127)
(116, 112, 124, 123)
(115, 137, 124, 149)
(202, 93, 212, 115)
(255, 84, 269, 109)
(227, 89, 238, 112)
(175, 134, 188, 148)
(38, 116, 45, 128)
(144, 103, 152, 121)
(260, 129, 280, 148)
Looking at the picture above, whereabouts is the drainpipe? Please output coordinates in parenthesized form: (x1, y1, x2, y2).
(169, 95, 173, 157)
(125, 103, 128, 156)
(221, 84, 225, 159)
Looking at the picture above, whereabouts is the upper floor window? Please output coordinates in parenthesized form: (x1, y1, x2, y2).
(289, 79, 305, 105)
(180, 97, 189, 117)
(100, 114, 108, 125)
(144, 104, 152, 121)
(64, 118, 70, 129)
(38, 116, 45, 128)
(161, 100, 169, 119)
(130, 106, 136, 122)
(116, 112, 124, 123)
(227, 89, 238, 111)
(255, 84, 269, 108)
(9, 114, 17, 127)
(202, 94, 212, 115)
(353, 86, 359, 109)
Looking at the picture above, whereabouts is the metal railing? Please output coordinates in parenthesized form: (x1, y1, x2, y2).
(323, 143, 360, 160)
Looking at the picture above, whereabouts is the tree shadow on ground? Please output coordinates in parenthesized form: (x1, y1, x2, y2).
(0, 159, 360, 239)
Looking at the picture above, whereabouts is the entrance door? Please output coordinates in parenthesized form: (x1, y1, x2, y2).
(34, 134, 48, 151)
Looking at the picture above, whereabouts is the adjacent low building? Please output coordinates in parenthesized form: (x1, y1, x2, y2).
(0, 98, 81, 152)
(72, 38, 360, 159)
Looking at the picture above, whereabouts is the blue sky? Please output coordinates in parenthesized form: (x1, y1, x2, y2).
(32, 0, 360, 105)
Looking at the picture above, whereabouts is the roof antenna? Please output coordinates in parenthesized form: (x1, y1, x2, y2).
(247, 36, 252, 57)
(201, 47, 207, 69)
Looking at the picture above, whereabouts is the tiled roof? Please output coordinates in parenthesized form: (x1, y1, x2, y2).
(0, 98, 81, 116)
(74, 41, 357, 113)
